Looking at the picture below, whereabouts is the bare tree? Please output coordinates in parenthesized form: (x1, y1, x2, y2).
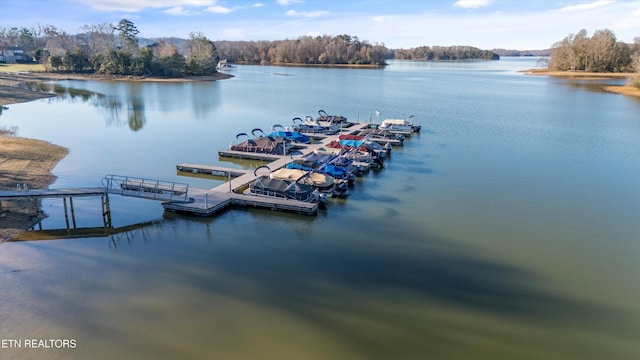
(586, 29, 617, 72)
(43, 26, 76, 57)
(80, 22, 116, 57)
(628, 53, 640, 88)
(550, 29, 636, 73)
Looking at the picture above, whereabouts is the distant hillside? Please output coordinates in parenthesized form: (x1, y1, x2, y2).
(492, 49, 551, 57)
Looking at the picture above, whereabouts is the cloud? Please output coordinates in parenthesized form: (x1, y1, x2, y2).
(453, 0, 494, 9)
(205, 5, 233, 14)
(165, 6, 193, 15)
(372, 16, 385, 22)
(285, 10, 328, 18)
(558, 0, 613, 12)
(252, 2, 266, 7)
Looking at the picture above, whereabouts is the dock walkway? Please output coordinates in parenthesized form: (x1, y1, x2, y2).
(0, 187, 105, 200)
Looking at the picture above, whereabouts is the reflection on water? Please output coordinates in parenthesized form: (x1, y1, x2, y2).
(554, 77, 627, 93)
(24, 81, 147, 131)
(24, 81, 102, 102)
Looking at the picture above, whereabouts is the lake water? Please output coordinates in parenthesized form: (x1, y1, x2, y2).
(1, 58, 639, 359)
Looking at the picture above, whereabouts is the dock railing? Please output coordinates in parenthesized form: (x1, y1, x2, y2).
(102, 174, 190, 202)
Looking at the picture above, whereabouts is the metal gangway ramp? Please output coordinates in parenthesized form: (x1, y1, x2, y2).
(102, 174, 190, 202)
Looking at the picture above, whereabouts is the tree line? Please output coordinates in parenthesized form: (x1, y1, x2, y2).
(393, 46, 499, 61)
(549, 29, 639, 73)
(215, 34, 390, 65)
(2, 22, 504, 76)
(215, 37, 500, 64)
(0, 20, 219, 77)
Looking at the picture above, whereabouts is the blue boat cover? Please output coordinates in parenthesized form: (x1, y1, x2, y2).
(267, 131, 311, 143)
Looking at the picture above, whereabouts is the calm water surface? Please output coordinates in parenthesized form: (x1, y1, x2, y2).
(1, 58, 639, 359)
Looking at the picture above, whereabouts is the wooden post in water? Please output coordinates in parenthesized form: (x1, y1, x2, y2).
(102, 193, 112, 230)
(69, 197, 77, 229)
(63, 197, 70, 229)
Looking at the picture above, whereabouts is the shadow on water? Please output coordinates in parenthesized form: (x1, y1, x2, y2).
(6, 204, 638, 358)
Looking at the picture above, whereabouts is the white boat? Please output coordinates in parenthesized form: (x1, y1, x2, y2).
(378, 115, 421, 132)
(291, 116, 341, 135)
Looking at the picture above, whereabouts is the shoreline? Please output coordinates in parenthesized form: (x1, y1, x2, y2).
(236, 61, 385, 69)
(522, 68, 640, 98)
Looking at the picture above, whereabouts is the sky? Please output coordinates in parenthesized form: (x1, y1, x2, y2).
(2, 0, 639, 50)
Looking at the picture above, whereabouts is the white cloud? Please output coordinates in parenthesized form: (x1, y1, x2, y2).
(453, 0, 494, 9)
(285, 9, 328, 18)
(252, 2, 266, 7)
(166, 6, 192, 15)
(372, 16, 385, 22)
(206, 5, 233, 14)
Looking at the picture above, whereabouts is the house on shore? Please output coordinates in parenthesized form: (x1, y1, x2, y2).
(0, 46, 26, 63)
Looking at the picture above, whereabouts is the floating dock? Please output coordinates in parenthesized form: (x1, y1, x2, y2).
(0, 121, 418, 220)
(176, 163, 252, 177)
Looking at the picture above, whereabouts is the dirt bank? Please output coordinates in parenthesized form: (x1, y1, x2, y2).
(0, 136, 69, 241)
